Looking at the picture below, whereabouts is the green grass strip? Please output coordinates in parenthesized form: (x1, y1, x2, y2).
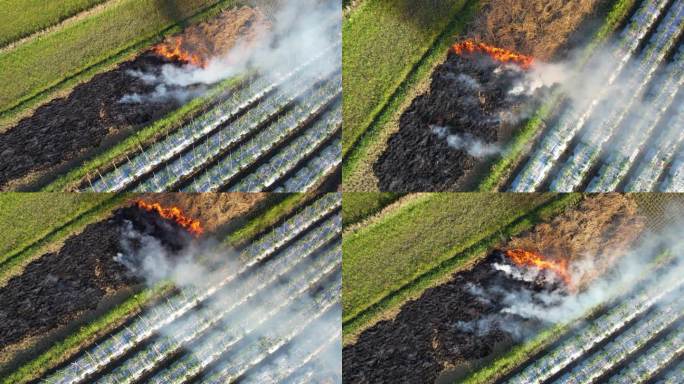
(0, 194, 127, 284)
(342, 192, 405, 228)
(343, 193, 582, 340)
(0, 193, 111, 261)
(476, 0, 638, 191)
(342, 0, 480, 181)
(1, 283, 172, 384)
(0, 0, 108, 48)
(341, 0, 471, 156)
(0, 0, 240, 124)
(42, 74, 243, 192)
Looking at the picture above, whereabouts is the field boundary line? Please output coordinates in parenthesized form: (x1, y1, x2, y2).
(341, 0, 480, 182)
(0, 0, 118, 53)
(343, 193, 421, 236)
(342, 194, 582, 342)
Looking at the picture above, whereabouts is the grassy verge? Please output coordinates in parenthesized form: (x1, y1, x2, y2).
(0, 193, 112, 260)
(342, 0, 480, 184)
(0, 0, 239, 125)
(342, 192, 405, 228)
(42, 75, 244, 192)
(476, 0, 638, 191)
(0, 194, 128, 285)
(0, 0, 108, 47)
(341, 0, 470, 155)
(343, 193, 581, 329)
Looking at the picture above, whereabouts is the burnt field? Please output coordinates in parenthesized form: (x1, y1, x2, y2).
(1, 0, 343, 194)
(1, 193, 343, 384)
(374, 49, 541, 191)
(342, 194, 660, 384)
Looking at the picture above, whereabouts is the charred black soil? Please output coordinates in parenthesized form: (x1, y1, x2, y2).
(342, 251, 561, 384)
(0, 54, 185, 190)
(0, 203, 194, 351)
(373, 52, 537, 191)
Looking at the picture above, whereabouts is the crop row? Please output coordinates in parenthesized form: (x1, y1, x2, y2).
(133, 67, 341, 192)
(42, 193, 341, 384)
(178, 73, 342, 192)
(239, 325, 340, 384)
(200, 280, 341, 384)
(588, 45, 684, 191)
(509, 0, 671, 191)
(607, 323, 684, 383)
(227, 101, 341, 192)
(504, 261, 684, 384)
(145, 258, 341, 384)
(625, 94, 684, 191)
(95, 221, 341, 384)
(554, 294, 684, 383)
(550, 0, 684, 191)
(84, 41, 340, 193)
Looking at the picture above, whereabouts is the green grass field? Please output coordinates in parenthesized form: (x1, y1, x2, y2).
(0, 193, 114, 261)
(0, 0, 236, 123)
(341, 0, 469, 156)
(342, 192, 404, 228)
(343, 193, 557, 323)
(0, 0, 108, 47)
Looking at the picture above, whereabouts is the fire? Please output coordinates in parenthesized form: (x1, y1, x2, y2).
(152, 37, 205, 67)
(452, 40, 534, 69)
(505, 249, 573, 288)
(135, 200, 204, 236)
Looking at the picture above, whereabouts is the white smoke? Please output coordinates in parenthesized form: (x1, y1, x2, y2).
(114, 214, 341, 381)
(431, 125, 503, 157)
(456, 213, 684, 341)
(122, 0, 341, 104)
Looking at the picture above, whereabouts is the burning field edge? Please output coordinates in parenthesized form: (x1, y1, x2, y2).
(342, 193, 582, 343)
(0, 191, 320, 384)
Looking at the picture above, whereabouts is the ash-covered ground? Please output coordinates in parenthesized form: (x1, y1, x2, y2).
(374, 51, 542, 191)
(0, 204, 194, 350)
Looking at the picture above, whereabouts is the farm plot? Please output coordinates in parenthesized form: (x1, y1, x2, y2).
(342, 194, 669, 384)
(506, 0, 684, 192)
(1, 0, 342, 193)
(38, 193, 342, 384)
(75, 27, 342, 193)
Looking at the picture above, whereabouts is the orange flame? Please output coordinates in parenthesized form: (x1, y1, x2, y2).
(152, 38, 205, 67)
(135, 200, 204, 236)
(452, 40, 534, 69)
(505, 249, 573, 288)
